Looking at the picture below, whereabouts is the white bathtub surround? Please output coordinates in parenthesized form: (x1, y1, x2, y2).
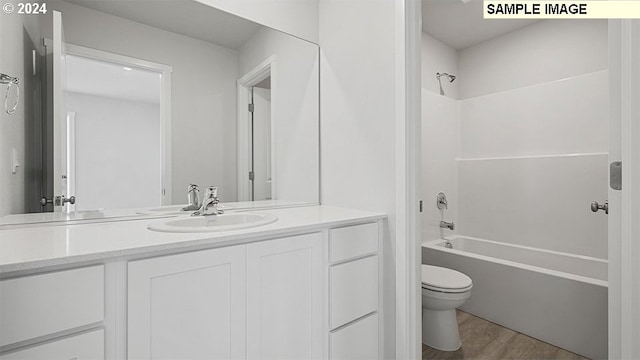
(458, 153, 608, 258)
(455, 70, 609, 259)
(421, 265, 472, 351)
(459, 70, 609, 159)
(421, 90, 460, 241)
(422, 237, 607, 359)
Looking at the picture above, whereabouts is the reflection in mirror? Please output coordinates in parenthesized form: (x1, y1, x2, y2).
(0, 0, 319, 225)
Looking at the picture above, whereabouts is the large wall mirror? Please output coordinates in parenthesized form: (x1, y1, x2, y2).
(0, 0, 319, 224)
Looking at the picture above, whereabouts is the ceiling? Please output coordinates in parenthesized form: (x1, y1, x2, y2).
(422, 0, 539, 50)
(66, 55, 161, 103)
(64, 0, 261, 49)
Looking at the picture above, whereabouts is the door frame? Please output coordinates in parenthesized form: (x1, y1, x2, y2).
(396, 0, 422, 359)
(65, 111, 76, 213)
(237, 55, 277, 202)
(608, 19, 640, 359)
(43, 40, 173, 206)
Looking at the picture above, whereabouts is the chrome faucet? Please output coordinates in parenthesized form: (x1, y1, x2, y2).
(182, 184, 200, 211)
(192, 186, 224, 216)
(440, 221, 455, 230)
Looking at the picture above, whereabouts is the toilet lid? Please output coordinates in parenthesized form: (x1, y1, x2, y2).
(421, 265, 472, 291)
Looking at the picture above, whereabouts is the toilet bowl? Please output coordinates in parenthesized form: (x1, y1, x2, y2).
(421, 264, 472, 351)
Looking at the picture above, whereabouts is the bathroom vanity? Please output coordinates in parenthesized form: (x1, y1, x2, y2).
(0, 206, 385, 360)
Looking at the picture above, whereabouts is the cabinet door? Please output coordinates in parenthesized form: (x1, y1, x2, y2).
(128, 246, 246, 360)
(0, 329, 104, 360)
(247, 233, 323, 360)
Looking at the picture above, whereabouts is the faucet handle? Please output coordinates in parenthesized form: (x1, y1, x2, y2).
(204, 186, 219, 199)
(436, 192, 448, 210)
(188, 184, 199, 191)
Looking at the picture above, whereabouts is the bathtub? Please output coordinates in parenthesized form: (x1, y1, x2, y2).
(422, 236, 607, 360)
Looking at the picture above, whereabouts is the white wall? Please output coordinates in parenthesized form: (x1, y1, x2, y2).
(66, 92, 161, 210)
(458, 20, 608, 99)
(421, 33, 458, 100)
(44, 0, 239, 203)
(319, 0, 399, 357)
(238, 26, 319, 203)
(195, 0, 319, 44)
(0, 11, 42, 217)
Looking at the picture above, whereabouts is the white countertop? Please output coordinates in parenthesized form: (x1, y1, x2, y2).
(0, 205, 385, 274)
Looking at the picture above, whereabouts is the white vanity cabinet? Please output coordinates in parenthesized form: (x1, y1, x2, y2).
(0, 207, 385, 360)
(127, 232, 324, 360)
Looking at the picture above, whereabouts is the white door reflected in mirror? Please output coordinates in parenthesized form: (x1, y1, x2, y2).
(250, 83, 272, 202)
(64, 55, 164, 211)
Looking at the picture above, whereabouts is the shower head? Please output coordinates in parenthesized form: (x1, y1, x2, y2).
(436, 72, 456, 83)
(436, 72, 456, 96)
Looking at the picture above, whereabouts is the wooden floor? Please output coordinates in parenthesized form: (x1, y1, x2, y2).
(422, 310, 589, 360)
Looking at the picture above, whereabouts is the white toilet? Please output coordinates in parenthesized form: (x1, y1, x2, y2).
(421, 264, 473, 351)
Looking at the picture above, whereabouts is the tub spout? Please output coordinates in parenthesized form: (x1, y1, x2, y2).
(440, 221, 455, 230)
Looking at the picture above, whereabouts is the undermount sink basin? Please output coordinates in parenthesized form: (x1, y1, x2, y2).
(147, 212, 278, 233)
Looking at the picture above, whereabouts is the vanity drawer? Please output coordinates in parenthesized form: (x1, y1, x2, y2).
(330, 313, 378, 360)
(329, 223, 378, 263)
(0, 329, 104, 360)
(329, 256, 378, 329)
(0, 265, 104, 347)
